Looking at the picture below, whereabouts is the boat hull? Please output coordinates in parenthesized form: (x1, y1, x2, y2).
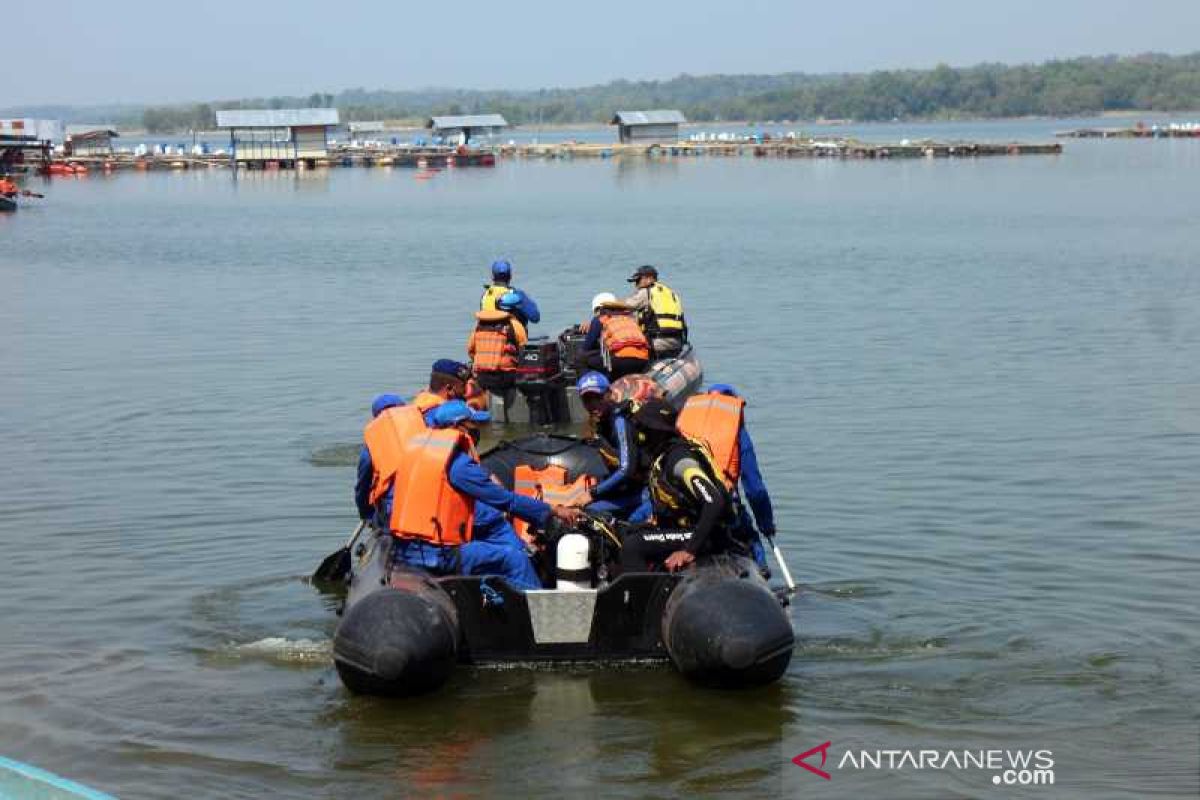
(331, 529, 793, 696)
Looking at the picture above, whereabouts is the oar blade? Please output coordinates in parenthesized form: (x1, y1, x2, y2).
(313, 547, 351, 584)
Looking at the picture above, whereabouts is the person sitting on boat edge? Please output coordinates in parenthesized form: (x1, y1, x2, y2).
(577, 293, 651, 380)
(410, 358, 473, 412)
(620, 398, 741, 574)
(467, 294, 528, 392)
(480, 259, 541, 327)
(677, 383, 775, 576)
(389, 400, 579, 590)
(622, 264, 687, 359)
(569, 372, 652, 521)
(355, 393, 406, 527)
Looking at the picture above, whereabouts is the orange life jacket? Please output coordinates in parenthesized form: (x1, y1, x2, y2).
(676, 392, 745, 490)
(362, 405, 429, 505)
(469, 310, 523, 373)
(598, 307, 650, 360)
(411, 391, 447, 413)
(0, 179, 16, 195)
(511, 464, 595, 543)
(388, 427, 476, 546)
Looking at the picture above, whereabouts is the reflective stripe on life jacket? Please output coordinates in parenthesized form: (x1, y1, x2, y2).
(646, 282, 685, 335)
(389, 428, 476, 546)
(598, 307, 650, 360)
(676, 392, 745, 490)
(363, 405, 428, 505)
(480, 284, 509, 312)
(511, 464, 595, 543)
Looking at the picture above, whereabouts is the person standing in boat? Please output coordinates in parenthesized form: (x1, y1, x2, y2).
(467, 293, 528, 392)
(569, 372, 653, 520)
(480, 259, 541, 328)
(576, 293, 651, 379)
(676, 384, 775, 576)
(622, 265, 687, 359)
(620, 398, 742, 573)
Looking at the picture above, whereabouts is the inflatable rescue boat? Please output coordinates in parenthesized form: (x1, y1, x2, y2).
(329, 435, 794, 696)
(481, 328, 703, 426)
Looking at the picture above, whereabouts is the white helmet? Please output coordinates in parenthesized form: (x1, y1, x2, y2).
(591, 292, 617, 312)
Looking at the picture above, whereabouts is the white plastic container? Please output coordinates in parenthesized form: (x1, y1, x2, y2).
(555, 534, 592, 591)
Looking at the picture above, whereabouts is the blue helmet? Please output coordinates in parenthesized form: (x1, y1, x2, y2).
(707, 383, 739, 397)
(497, 291, 521, 311)
(429, 399, 492, 428)
(576, 371, 611, 397)
(491, 259, 512, 279)
(370, 393, 404, 417)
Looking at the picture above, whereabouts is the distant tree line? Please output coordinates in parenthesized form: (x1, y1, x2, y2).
(114, 51, 1200, 133)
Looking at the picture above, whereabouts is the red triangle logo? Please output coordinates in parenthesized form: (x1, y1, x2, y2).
(792, 741, 832, 780)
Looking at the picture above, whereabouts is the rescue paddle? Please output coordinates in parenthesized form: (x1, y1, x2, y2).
(312, 520, 366, 584)
(20, 190, 45, 199)
(765, 533, 797, 594)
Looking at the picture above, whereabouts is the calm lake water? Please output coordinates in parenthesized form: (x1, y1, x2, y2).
(1, 124, 1198, 798)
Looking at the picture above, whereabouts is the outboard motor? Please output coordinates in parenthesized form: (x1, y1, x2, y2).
(515, 337, 567, 424)
(557, 328, 587, 384)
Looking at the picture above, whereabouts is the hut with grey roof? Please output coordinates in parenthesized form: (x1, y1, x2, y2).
(426, 114, 508, 145)
(65, 127, 118, 157)
(611, 110, 686, 144)
(216, 108, 340, 167)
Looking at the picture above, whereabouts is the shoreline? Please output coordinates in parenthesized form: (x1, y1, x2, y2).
(123, 110, 1200, 138)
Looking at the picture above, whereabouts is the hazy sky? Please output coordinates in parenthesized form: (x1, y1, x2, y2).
(4, 0, 1197, 106)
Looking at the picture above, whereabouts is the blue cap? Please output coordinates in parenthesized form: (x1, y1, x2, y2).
(708, 383, 739, 397)
(576, 371, 611, 396)
(497, 291, 521, 311)
(491, 259, 512, 279)
(429, 399, 492, 428)
(371, 393, 404, 417)
(431, 359, 471, 383)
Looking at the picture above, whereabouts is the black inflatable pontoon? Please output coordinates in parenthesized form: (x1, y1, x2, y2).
(329, 435, 794, 696)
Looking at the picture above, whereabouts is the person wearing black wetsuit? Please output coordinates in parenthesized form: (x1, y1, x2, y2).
(619, 398, 739, 573)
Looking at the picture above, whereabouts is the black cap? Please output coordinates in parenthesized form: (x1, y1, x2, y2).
(627, 264, 658, 283)
(632, 397, 678, 433)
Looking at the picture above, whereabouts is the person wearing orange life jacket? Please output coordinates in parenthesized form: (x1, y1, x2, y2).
(676, 383, 776, 575)
(467, 293, 528, 392)
(622, 264, 687, 359)
(355, 393, 408, 526)
(356, 359, 472, 528)
(385, 400, 581, 590)
(577, 292, 651, 379)
(410, 358, 473, 413)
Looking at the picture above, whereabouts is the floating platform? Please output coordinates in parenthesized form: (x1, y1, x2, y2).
(32, 137, 1063, 176)
(1056, 125, 1200, 139)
